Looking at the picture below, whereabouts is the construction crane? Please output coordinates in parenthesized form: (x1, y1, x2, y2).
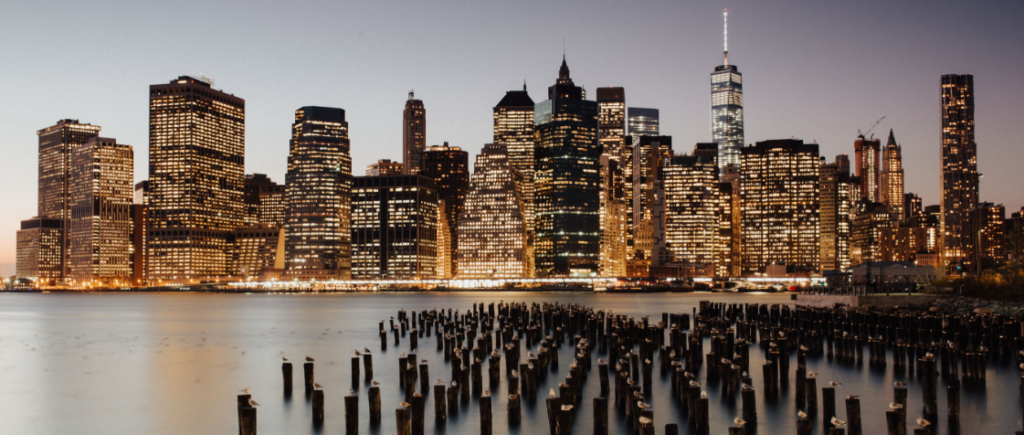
(857, 116, 886, 139)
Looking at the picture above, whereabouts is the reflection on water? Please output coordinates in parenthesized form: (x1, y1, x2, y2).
(0, 292, 1017, 434)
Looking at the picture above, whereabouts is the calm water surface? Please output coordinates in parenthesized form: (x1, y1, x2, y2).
(0, 292, 1018, 434)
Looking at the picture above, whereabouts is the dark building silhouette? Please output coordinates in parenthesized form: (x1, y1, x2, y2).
(403, 92, 426, 175)
(420, 143, 469, 278)
(534, 58, 601, 277)
(940, 74, 980, 270)
(284, 106, 352, 280)
(351, 175, 438, 279)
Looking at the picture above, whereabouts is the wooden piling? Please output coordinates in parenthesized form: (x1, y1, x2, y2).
(741, 388, 757, 424)
(345, 394, 359, 434)
(303, 362, 314, 395)
(433, 384, 446, 421)
(593, 397, 608, 435)
(697, 397, 710, 435)
(364, 353, 374, 379)
(797, 419, 812, 435)
(546, 397, 559, 435)
(805, 378, 817, 415)
(665, 423, 679, 435)
(368, 386, 382, 422)
(845, 397, 862, 435)
(446, 386, 459, 416)
(479, 395, 492, 435)
(728, 428, 745, 435)
(947, 379, 960, 421)
(282, 362, 293, 395)
(239, 406, 257, 435)
(312, 389, 325, 423)
(555, 405, 574, 435)
(351, 357, 360, 386)
(396, 407, 411, 435)
(823, 387, 836, 428)
(508, 393, 521, 424)
(411, 393, 425, 435)
(885, 411, 899, 435)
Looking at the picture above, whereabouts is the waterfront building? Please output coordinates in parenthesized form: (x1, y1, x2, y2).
(420, 143, 469, 278)
(597, 87, 628, 277)
(629, 135, 673, 270)
(130, 204, 147, 285)
(851, 201, 892, 266)
(971, 202, 1005, 272)
(244, 174, 286, 227)
(147, 76, 245, 281)
(740, 139, 820, 275)
(37, 119, 102, 279)
(880, 130, 905, 221)
(351, 175, 438, 279)
(940, 74, 980, 270)
(627, 108, 659, 136)
(662, 154, 720, 271)
(283, 106, 352, 280)
(231, 224, 285, 280)
(403, 92, 426, 175)
(436, 200, 451, 279)
(457, 143, 529, 278)
(820, 156, 854, 271)
(15, 217, 63, 284)
(69, 137, 134, 284)
(533, 58, 601, 277)
(366, 159, 403, 176)
(854, 135, 881, 202)
(711, 9, 744, 172)
(493, 85, 536, 264)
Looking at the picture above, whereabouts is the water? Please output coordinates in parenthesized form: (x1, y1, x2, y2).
(0, 292, 1019, 434)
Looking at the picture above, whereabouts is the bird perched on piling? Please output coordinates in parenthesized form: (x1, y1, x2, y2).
(831, 417, 846, 426)
(830, 381, 841, 387)
(314, 383, 323, 390)
(894, 381, 907, 388)
(701, 390, 707, 398)
(734, 417, 747, 426)
(807, 371, 817, 378)
(401, 401, 411, 408)
(742, 384, 754, 391)
(240, 387, 250, 394)
(511, 370, 519, 378)
(800, 345, 809, 352)
(638, 416, 653, 426)
(452, 380, 458, 387)
(437, 378, 443, 384)
(847, 395, 859, 400)
(797, 410, 807, 419)
(282, 357, 289, 362)
(916, 417, 930, 427)
(248, 398, 260, 407)
(355, 350, 362, 356)
(306, 356, 315, 362)
(637, 401, 651, 410)
(371, 380, 380, 386)
(364, 348, 371, 354)
(689, 380, 700, 387)
(889, 402, 903, 410)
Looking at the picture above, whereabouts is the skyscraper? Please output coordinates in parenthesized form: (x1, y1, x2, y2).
(711, 9, 744, 172)
(284, 106, 352, 280)
(534, 58, 601, 277)
(147, 76, 245, 281)
(854, 135, 881, 201)
(457, 143, 529, 278)
(37, 119, 102, 278)
(403, 92, 426, 175)
(69, 137, 134, 284)
(851, 202, 892, 265)
(629, 135, 674, 268)
(662, 154, 720, 268)
(244, 174, 286, 227)
(420, 143, 469, 278)
(971, 203, 1005, 272)
(597, 87, 627, 277)
(880, 130, 905, 221)
(741, 140, 820, 275)
(819, 156, 854, 272)
(493, 85, 536, 272)
(366, 159, 403, 176)
(16, 217, 63, 283)
(940, 74, 979, 270)
(627, 108, 659, 136)
(351, 175, 438, 279)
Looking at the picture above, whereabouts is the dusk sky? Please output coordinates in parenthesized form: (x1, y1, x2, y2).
(2, 0, 1023, 274)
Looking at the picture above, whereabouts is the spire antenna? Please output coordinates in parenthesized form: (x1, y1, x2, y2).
(563, 33, 566, 59)
(723, 9, 729, 67)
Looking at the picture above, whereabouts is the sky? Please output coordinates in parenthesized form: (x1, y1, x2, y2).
(2, 0, 1023, 274)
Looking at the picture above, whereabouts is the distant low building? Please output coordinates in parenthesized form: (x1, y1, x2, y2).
(16, 217, 63, 284)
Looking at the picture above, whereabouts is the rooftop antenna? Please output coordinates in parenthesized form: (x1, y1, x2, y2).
(563, 33, 566, 59)
(723, 9, 729, 67)
(408, 90, 414, 100)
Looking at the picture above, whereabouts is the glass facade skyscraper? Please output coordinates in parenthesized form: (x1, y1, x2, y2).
(533, 58, 601, 277)
(403, 92, 426, 175)
(493, 85, 535, 269)
(940, 74, 979, 269)
(627, 108, 659, 136)
(284, 106, 352, 279)
(711, 11, 744, 172)
(69, 137, 134, 284)
(420, 143, 469, 278)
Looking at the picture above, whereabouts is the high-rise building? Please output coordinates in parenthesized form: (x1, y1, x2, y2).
(130, 204, 147, 285)
(534, 58, 601, 277)
(629, 135, 673, 267)
(627, 108, 659, 136)
(351, 175, 438, 279)
(740, 140, 820, 275)
(820, 156, 854, 271)
(904, 193, 923, 223)
(366, 159, 404, 176)
(283, 106, 352, 280)
(147, 76, 245, 281)
(880, 130, 905, 221)
(37, 119, 102, 279)
(971, 203, 1005, 272)
(134, 180, 149, 206)
(403, 92, 426, 175)
(457, 143, 529, 278)
(493, 85, 536, 264)
(940, 74, 980, 270)
(851, 201, 892, 266)
(597, 87, 628, 277)
(420, 143, 469, 278)
(662, 154, 720, 269)
(711, 9, 744, 172)
(16, 217, 63, 283)
(231, 224, 285, 280)
(854, 135, 881, 202)
(244, 174, 286, 227)
(69, 137, 134, 284)
(717, 181, 737, 276)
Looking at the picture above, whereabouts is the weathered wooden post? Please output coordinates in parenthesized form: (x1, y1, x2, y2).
(885, 411, 899, 435)
(411, 393, 425, 435)
(446, 384, 459, 416)
(546, 396, 559, 435)
(351, 357, 360, 386)
(345, 394, 359, 434)
(593, 396, 608, 435)
(282, 361, 293, 395)
(742, 386, 757, 424)
(312, 389, 325, 423)
(947, 379, 960, 421)
(364, 353, 374, 379)
(823, 387, 836, 428)
(555, 404, 574, 435)
(433, 384, 446, 422)
(894, 387, 907, 435)
(479, 395, 492, 435)
(846, 396, 862, 435)
(697, 396, 710, 435)
(728, 427, 745, 435)
(508, 393, 521, 424)
(805, 378, 818, 416)
(797, 419, 812, 435)
(396, 407, 411, 435)
(304, 362, 315, 395)
(368, 386, 382, 422)
(665, 423, 679, 435)
(239, 406, 257, 435)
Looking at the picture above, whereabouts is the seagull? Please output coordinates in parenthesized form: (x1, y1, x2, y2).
(247, 398, 260, 407)
(639, 416, 653, 425)
(690, 380, 700, 387)
(355, 350, 362, 356)
(282, 357, 289, 362)
(830, 381, 841, 387)
(550, 389, 557, 399)
(372, 380, 380, 386)
(637, 401, 651, 410)
(832, 416, 846, 426)
(483, 390, 491, 396)
(847, 395, 859, 400)
(364, 347, 371, 354)
(401, 352, 407, 357)
(561, 404, 574, 412)
(742, 371, 748, 378)
(420, 359, 427, 364)
(916, 417, 930, 427)
(925, 352, 934, 359)
(306, 356, 315, 362)
(598, 359, 607, 365)
(401, 401, 411, 408)
(349, 388, 355, 395)
(889, 402, 904, 410)
(894, 381, 907, 388)
(734, 417, 747, 427)
(701, 390, 707, 398)
(437, 378, 443, 384)
(742, 384, 755, 391)
(314, 383, 323, 390)
(807, 371, 817, 378)
(685, 372, 695, 379)
(721, 358, 731, 365)
(511, 370, 519, 378)
(800, 345, 809, 352)
(239, 387, 250, 394)
(798, 410, 807, 419)
(452, 380, 458, 387)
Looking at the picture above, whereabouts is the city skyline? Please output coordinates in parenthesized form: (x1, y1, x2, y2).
(2, 0, 1024, 272)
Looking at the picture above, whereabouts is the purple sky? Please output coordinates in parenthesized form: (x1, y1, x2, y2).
(2, 0, 1023, 273)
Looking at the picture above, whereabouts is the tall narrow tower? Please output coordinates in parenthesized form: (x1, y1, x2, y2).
(403, 92, 426, 175)
(940, 74, 979, 269)
(711, 9, 744, 173)
(881, 129, 905, 221)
